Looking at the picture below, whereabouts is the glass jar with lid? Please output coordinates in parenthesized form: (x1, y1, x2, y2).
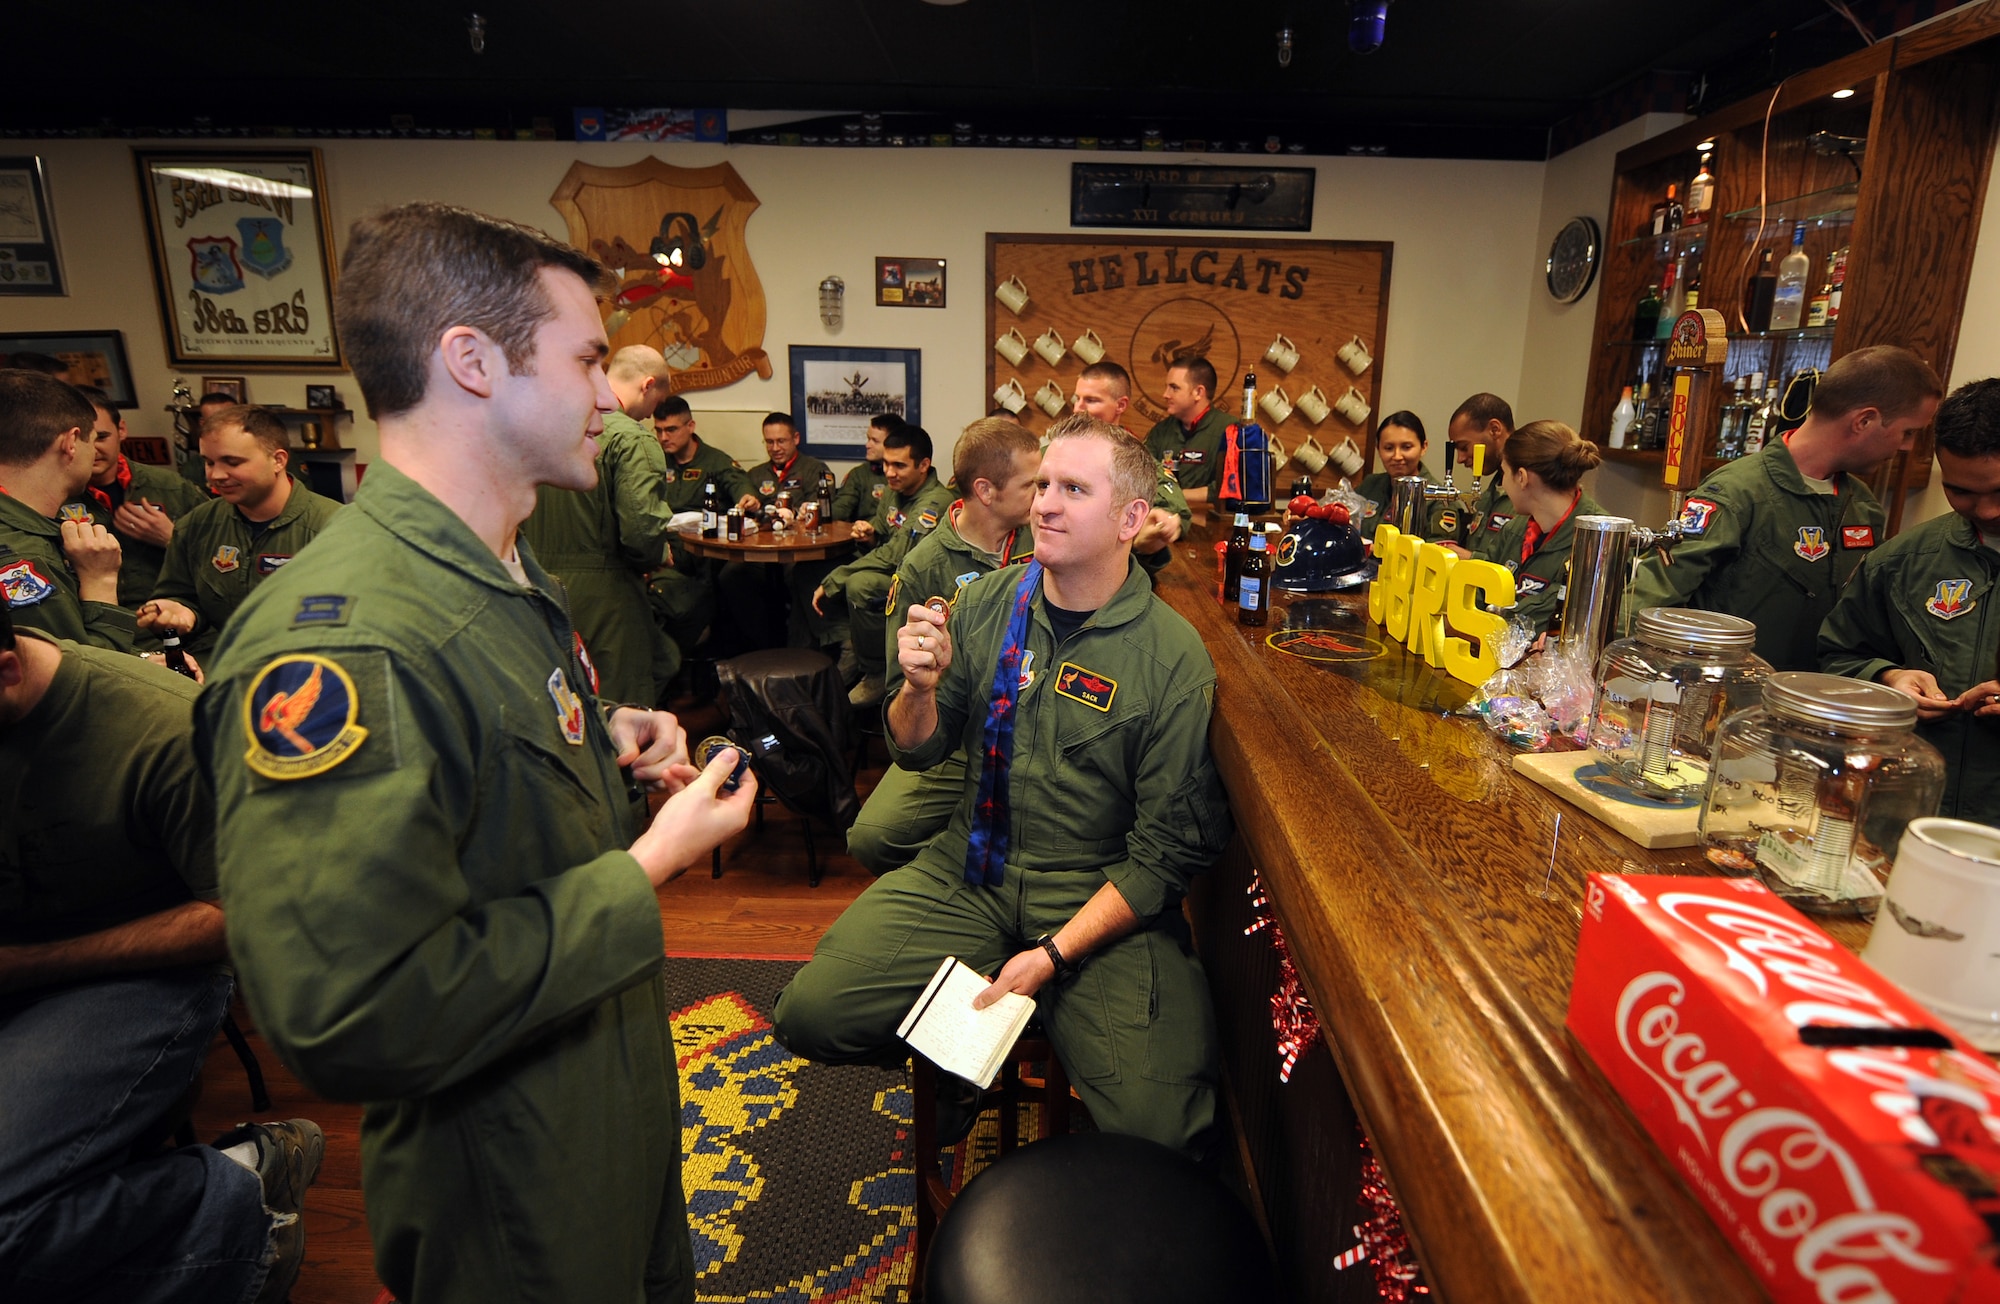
(1586, 608, 1771, 801)
(1701, 672, 1946, 918)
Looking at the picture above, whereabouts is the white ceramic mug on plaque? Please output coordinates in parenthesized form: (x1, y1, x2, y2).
(995, 275, 1031, 315)
(1334, 385, 1371, 425)
(993, 377, 1028, 414)
(1291, 434, 1328, 474)
(1861, 817, 2000, 1050)
(1033, 328, 1067, 367)
(995, 328, 1030, 367)
(1296, 385, 1332, 425)
(1258, 384, 1294, 425)
(1263, 334, 1301, 373)
(1072, 328, 1106, 365)
(1035, 380, 1066, 417)
(1329, 436, 1365, 478)
(1337, 335, 1374, 376)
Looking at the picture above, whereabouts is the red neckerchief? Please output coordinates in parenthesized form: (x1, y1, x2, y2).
(1521, 490, 1582, 565)
(946, 499, 1027, 564)
(84, 455, 134, 513)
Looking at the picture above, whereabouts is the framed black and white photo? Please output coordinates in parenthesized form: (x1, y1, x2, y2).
(0, 156, 65, 296)
(789, 346, 920, 459)
(0, 330, 136, 406)
(304, 384, 339, 410)
(876, 256, 945, 308)
(134, 148, 344, 370)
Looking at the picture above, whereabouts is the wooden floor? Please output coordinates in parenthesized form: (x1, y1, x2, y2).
(190, 750, 883, 1304)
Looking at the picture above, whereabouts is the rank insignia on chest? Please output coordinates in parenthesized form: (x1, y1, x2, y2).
(243, 655, 369, 780)
(1053, 661, 1118, 712)
(58, 502, 92, 523)
(547, 668, 586, 745)
(0, 557, 54, 607)
(1678, 498, 1719, 535)
(1793, 526, 1831, 562)
(1840, 524, 1877, 550)
(212, 544, 241, 573)
(1926, 578, 1976, 621)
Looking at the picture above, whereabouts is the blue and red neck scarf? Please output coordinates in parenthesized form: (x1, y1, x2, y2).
(963, 560, 1042, 887)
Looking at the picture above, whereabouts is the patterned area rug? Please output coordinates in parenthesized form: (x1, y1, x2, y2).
(668, 956, 914, 1304)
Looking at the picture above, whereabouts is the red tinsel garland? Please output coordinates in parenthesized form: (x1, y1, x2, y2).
(1243, 874, 1320, 1083)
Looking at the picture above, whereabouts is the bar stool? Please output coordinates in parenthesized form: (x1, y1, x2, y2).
(909, 1033, 1071, 1300)
(923, 1131, 1278, 1304)
(714, 648, 860, 887)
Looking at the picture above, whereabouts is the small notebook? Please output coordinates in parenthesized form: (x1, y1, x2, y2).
(897, 956, 1037, 1089)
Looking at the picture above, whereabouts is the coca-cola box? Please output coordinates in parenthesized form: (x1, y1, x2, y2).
(1567, 874, 2000, 1303)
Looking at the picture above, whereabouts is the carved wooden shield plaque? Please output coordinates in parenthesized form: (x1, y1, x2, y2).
(551, 157, 773, 395)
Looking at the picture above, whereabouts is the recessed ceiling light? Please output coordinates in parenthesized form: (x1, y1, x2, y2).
(1697, 139, 1715, 151)
(1831, 88, 1856, 99)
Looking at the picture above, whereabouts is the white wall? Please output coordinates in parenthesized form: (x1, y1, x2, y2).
(1, 139, 1544, 476)
(1902, 148, 2000, 524)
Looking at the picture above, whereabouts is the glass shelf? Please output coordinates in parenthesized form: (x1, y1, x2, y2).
(1601, 325, 1835, 351)
(1617, 224, 1711, 253)
(1722, 183, 1859, 228)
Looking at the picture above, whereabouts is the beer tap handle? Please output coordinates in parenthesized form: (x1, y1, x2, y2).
(1442, 437, 1457, 491)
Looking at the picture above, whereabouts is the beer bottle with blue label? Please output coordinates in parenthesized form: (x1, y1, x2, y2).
(1238, 531, 1270, 627)
(701, 479, 720, 538)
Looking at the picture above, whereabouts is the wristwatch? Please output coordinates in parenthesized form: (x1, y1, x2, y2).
(1035, 933, 1077, 980)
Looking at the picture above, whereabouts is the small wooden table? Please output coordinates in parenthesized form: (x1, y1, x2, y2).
(674, 520, 856, 565)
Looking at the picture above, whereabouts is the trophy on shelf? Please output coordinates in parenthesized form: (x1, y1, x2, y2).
(165, 378, 198, 469)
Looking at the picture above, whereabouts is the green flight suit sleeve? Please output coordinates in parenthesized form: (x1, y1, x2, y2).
(139, 685, 219, 901)
(1152, 464, 1191, 531)
(199, 652, 666, 1102)
(77, 599, 138, 652)
(885, 603, 981, 775)
(833, 467, 867, 520)
(1817, 551, 1903, 686)
(1100, 680, 1231, 922)
(607, 431, 676, 571)
(1629, 487, 1748, 615)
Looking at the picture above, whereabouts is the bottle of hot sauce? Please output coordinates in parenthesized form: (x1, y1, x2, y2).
(1224, 513, 1251, 603)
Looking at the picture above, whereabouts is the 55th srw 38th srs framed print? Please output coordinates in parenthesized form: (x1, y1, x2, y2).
(133, 148, 344, 371)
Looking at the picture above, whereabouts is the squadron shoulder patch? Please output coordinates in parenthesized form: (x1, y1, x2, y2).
(916, 508, 940, 533)
(1678, 498, 1719, 536)
(243, 655, 370, 780)
(547, 668, 586, 745)
(1053, 662, 1118, 712)
(59, 502, 93, 523)
(0, 557, 55, 607)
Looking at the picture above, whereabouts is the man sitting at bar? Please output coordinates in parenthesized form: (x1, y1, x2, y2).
(1631, 345, 1941, 671)
(1440, 392, 1516, 559)
(1820, 375, 2000, 819)
(846, 415, 1041, 873)
(0, 370, 135, 652)
(138, 405, 342, 654)
(774, 416, 1233, 1159)
(68, 384, 208, 617)
(1142, 356, 1230, 507)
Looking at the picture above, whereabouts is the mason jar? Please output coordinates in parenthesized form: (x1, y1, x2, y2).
(1587, 608, 1771, 801)
(1701, 672, 1946, 918)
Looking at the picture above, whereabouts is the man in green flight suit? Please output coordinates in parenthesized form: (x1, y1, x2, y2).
(521, 344, 679, 706)
(139, 405, 342, 655)
(715, 412, 832, 653)
(649, 396, 753, 680)
(847, 416, 1041, 873)
(1142, 357, 1232, 507)
(1439, 392, 1515, 559)
(68, 385, 208, 614)
(0, 370, 134, 652)
(817, 423, 954, 705)
(1631, 345, 1942, 671)
(194, 202, 757, 1304)
(775, 417, 1233, 1159)
(1820, 376, 2000, 819)
(831, 414, 896, 522)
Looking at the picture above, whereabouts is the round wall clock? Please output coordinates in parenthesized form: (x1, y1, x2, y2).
(1545, 216, 1601, 304)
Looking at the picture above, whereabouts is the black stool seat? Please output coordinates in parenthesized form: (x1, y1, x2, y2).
(925, 1131, 1278, 1304)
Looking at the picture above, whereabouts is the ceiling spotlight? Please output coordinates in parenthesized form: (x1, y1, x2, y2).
(1696, 139, 1716, 151)
(1277, 27, 1295, 67)
(466, 13, 487, 55)
(1831, 87, 1856, 99)
(1349, 0, 1390, 54)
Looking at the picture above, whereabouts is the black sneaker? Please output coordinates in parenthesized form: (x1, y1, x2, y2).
(215, 1119, 325, 1304)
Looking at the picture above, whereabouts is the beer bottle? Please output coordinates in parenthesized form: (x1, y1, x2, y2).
(1238, 532, 1270, 627)
(1224, 512, 1251, 603)
(701, 479, 720, 538)
(818, 469, 835, 522)
(161, 633, 198, 681)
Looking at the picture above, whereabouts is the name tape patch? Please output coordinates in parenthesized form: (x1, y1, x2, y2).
(1053, 661, 1118, 712)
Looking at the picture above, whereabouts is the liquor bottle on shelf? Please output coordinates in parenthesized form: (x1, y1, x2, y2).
(1686, 152, 1715, 225)
(1650, 190, 1670, 236)
(1771, 222, 1810, 331)
(1655, 258, 1681, 340)
(1827, 246, 1849, 322)
(1719, 377, 1750, 458)
(1664, 183, 1684, 233)
(1806, 284, 1832, 328)
(1610, 386, 1636, 449)
(1744, 382, 1779, 455)
(1632, 284, 1662, 340)
(1638, 384, 1664, 450)
(1745, 249, 1777, 332)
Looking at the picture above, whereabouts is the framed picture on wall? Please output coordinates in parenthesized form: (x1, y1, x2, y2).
(789, 346, 920, 459)
(876, 257, 945, 308)
(0, 156, 66, 296)
(0, 330, 136, 406)
(304, 384, 339, 410)
(133, 148, 345, 370)
(201, 376, 247, 403)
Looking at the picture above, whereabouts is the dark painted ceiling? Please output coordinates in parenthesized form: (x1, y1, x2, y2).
(6, 1, 1886, 159)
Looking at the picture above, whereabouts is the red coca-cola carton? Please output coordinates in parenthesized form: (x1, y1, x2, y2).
(1568, 874, 2000, 1303)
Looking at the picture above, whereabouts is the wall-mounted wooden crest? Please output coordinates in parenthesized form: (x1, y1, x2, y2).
(551, 157, 772, 395)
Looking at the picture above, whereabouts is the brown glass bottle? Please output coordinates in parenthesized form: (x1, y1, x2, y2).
(161, 633, 198, 681)
(1238, 532, 1270, 626)
(1223, 513, 1251, 603)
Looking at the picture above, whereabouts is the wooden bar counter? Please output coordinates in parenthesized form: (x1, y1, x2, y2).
(1158, 521, 1869, 1303)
